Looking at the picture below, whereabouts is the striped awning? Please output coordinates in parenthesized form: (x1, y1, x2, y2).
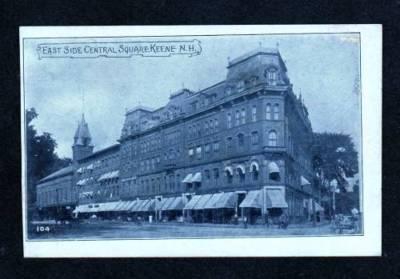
(214, 192, 237, 209)
(239, 190, 262, 208)
(183, 195, 202, 210)
(191, 172, 202, 183)
(265, 188, 288, 208)
(98, 170, 120, 182)
(182, 174, 193, 183)
(137, 199, 155, 212)
(165, 196, 185, 210)
(130, 199, 146, 212)
(301, 176, 311, 186)
(192, 194, 213, 210)
(160, 197, 176, 211)
(203, 193, 224, 209)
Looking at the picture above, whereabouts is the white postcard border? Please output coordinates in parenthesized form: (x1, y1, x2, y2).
(20, 24, 381, 257)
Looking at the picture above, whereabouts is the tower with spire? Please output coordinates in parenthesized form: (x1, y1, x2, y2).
(72, 114, 94, 161)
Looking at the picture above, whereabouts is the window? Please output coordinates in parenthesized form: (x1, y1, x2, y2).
(226, 170, 233, 184)
(214, 118, 219, 129)
(266, 103, 271, 120)
(227, 113, 232, 128)
(213, 141, 220, 152)
(268, 130, 277, 146)
(252, 105, 257, 122)
(209, 120, 213, 131)
(266, 68, 277, 85)
(252, 165, 259, 181)
(205, 170, 211, 180)
(238, 168, 245, 183)
(273, 104, 280, 120)
(176, 174, 181, 191)
(214, 168, 219, 180)
(205, 121, 209, 131)
(188, 148, 194, 157)
(251, 131, 259, 145)
(226, 137, 233, 149)
(237, 133, 245, 146)
(235, 110, 240, 126)
(237, 80, 245, 92)
(241, 108, 246, 124)
(205, 143, 210, 153)
(196, 146, 202, 159)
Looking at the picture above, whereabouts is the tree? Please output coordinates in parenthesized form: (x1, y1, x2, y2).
(312, 132, 359, 214)
(26, 108, 72, 205)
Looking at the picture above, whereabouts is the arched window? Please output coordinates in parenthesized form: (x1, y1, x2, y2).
(266, 103, 271, 120)
(225, 167, 233, 184)
(237, 165, 245, 183)
(273, 104, 280, 120)
(237, 133, 245, 146)
(268, 130, 277, 146)
(251, 162, 259, 181)
(268, 162, 281, 181)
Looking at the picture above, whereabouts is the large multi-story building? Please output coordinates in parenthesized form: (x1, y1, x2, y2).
(35, 47, 322, 224)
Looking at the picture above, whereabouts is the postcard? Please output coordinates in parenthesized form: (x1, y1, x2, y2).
(20, 25, 381, 257)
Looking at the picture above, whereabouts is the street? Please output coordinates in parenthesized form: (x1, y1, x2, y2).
(28, 220, 357, 240)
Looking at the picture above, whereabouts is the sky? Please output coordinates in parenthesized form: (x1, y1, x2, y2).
(24, 33, 361, 159)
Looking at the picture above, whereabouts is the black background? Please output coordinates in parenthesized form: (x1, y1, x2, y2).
(1, 0, 399, 278)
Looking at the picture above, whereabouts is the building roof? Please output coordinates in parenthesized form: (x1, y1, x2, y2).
(74, 114, 92, 145)
(39, 165, 74, 183)
(228, 47, 279, 67)
(78, 143, 120, 162)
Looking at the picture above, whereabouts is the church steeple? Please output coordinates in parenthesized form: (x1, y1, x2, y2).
(72, 114, 94, 161)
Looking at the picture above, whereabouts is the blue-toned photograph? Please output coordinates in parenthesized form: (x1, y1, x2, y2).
(23, 33, 362, 240)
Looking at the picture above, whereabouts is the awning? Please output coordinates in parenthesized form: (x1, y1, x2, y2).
(191, 172, 202, 183)
(268, 162, 280, 173)
(265, 188, 288, 208)
(192, 194, 213, 210)
(183, 195, 202, 210)
(214, 192, 237, 208)
(250, 161, 260, 172)
(165, 196, 185, 210)
(138, 199, 155, 212)
(126, 200, 139, 211)
(113, 200, 128, 211)
(301, 176, 311, 186)
(98, 170, 120, 182)
(307, 199, 325, 212)
(236, 165, 246, 174)
(182, 173, 193, 183)
(99, 201, 121, 212)
(224, 166, 233, 176)
(203, 193, 224, 209)
(160, 197, 176, 211)
(130, 199, 146, 212)
(239, 190, 262, 208)
(79, 191, 93, 198)
(76, 178, 88, 186)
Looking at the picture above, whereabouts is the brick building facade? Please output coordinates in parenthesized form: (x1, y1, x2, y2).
(36, 47, 321, 223)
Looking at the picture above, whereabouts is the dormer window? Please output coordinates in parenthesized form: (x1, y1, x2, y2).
(265, 67, 278, 85)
